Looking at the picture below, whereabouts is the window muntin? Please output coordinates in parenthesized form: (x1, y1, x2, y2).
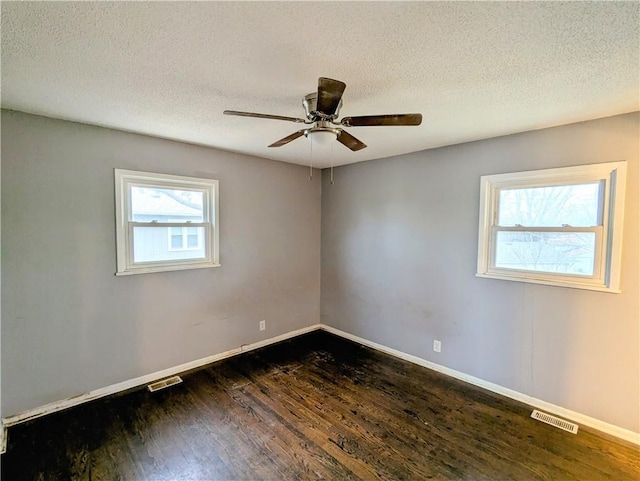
(115, 170, 219, 275)
(477, 162, 626, 292)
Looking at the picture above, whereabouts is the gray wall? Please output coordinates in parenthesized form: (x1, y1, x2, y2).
(321, 112, 639, 433)
(3, 109, 638, 435)
(1, 110, 321, 418)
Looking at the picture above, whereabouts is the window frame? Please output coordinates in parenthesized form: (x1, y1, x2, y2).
(114, 169, 220, 275)
(476, 161, 626, 292)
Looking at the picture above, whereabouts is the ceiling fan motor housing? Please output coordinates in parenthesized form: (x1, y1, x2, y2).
(303, 93, 342, 121)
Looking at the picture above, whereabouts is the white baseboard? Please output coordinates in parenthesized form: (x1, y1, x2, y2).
(2, 321, 637, 453)
(319, 324, 640, 446)
(1, 323, 322, 451)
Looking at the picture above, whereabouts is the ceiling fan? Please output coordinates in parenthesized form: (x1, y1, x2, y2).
(224, 77, 422, 152)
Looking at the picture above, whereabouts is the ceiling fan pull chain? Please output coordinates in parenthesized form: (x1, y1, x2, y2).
(309, 141, 313, 180)
(330, 141, 335, 185)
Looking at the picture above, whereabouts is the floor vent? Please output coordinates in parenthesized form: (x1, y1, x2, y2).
(531, 409, 579, 434)
(147, 376, 183, 392)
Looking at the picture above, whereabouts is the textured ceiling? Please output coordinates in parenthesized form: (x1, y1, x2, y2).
(2, 2, 638, 168)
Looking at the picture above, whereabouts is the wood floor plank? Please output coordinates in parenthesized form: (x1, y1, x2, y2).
(2, 330, 638, 480)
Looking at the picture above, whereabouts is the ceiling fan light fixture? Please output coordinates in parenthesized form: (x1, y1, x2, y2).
(305, 128, 339, 146)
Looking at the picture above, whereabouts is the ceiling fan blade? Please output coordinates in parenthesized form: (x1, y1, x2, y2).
(316, 77, 346, 116)
(268, 130, 305, 147)
(337, 130, 367, 151)
(224, 110, 307, 123)
(340, 113, 422, 127)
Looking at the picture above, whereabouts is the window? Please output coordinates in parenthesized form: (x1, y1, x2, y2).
(476, 161, 626, 292)
(115, 169, 219, 275)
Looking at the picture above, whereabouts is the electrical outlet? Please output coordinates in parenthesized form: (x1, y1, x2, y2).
(433, 340, 441, 353)
(260, 320, 266, 331)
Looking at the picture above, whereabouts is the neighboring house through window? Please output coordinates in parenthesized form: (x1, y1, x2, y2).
(115, 169, 219, 275)
(476, 161, 626, 292)
(169, 226, 203, 251)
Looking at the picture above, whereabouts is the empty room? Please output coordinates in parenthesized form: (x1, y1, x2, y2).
(1, 2, 639, 480)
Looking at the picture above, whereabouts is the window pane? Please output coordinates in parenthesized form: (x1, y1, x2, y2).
(131, 187, 204, 222)
(495, 231, 595, 276)
(170, 234, 183, 249)
(187, 234, 199, 248)
(498, 183, 600, 227)
(133, 226, 206, 262)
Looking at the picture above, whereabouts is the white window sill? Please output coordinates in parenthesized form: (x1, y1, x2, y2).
(116, 263, 221, 276)
(475, 273, 620, 294)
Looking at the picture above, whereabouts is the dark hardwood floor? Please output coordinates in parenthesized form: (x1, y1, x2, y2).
(2, 330, 639, 480)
